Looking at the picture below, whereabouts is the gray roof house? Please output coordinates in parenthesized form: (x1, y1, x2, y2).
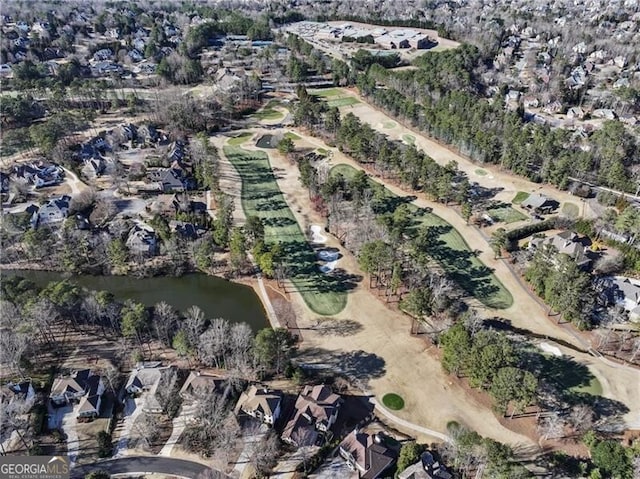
(149, 168, 185, 192)
(126, 224, 157, 255)
(520, 193, 557, 214)
(399, 451, 452, 479)
(179, 371, 225, 402)
(529, 231, 591, 269)
(608, 277, 640, 321)
(125, 363, 175, 414)
(31, 195, 71, 228)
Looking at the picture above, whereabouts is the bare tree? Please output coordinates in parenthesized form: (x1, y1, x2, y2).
(198, 319, 230, 368)
(184, 305, 207, 349)
(291, 427, 316, 474)
(0, 329, 29, 377)
(132, 412, 160, 450)
(0, 398, 33, 451)
(153, 301, 178, 346)
(537, 413, 565, 440)
(567, 404, 593, 438)
(247, 431, 280, 477)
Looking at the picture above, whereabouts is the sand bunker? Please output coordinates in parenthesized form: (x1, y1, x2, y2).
(317, 250, 340, 262)
(539, 342, 562, 357)
(319, 260, 338, 273)
(310, 225, 327, 244)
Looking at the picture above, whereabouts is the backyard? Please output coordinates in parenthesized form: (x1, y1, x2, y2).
(331, 164, 513, 309)
(223, 143, 348, 316)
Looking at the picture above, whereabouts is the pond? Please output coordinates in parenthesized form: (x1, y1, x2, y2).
(3, 270, 269, 331)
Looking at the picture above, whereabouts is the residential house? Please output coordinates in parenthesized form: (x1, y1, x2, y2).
(282, 385, 342, 446)
(339, 430, 396, 479)
(0, 63, 12, 77)
(398, 451, 452, 479)
(92, 62, 122, 76)
(149, 168, 185, 192)
(14, 162, 64, 188)
(169, 220, 205, 240)
(167, 141, 186, 163)
(1, 381, 36, 406)
(84, 157, 106, 177)
(523, 96, 539, 108)
(520, 193, 557, 214)
(529, 231, 591, 269)
(593, 109, 616, 120)
(567, 106, 586, 120)
(179, 371, 225, 403)
(543, 101, 563, 114)
(607, 277, 640, 321)
(93, 48, 113, 61)
(50, 369, 105, 417)
(126, 224, 157, 255)
(124, 362, 174, 414)
(128, 49, 143, 62)
(31, 195, 71, 228)
(234, 385, 283, 425)
(138, 124, 160, 144)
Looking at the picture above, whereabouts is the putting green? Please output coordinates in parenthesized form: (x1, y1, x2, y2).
(382, 393, 405, 410)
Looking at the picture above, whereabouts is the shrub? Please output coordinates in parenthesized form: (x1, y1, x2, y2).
(96, 431, 113, 458)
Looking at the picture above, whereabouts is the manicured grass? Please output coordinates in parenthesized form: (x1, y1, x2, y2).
(228, 132, 253, 146)
(327, 96, 361, 108)
(475, 168, 488, 176)
(311, 88, 343, 98)
(252, 107, 284, 121)
(487, 205, 528, 224)
(331, 164, 513, 309)
(284, 132, 301, 141)
(383, 121, 397, 129)
(562, 202, 580, 218)
(512, 191, 529, 205)
(382, 393, 405, 411)
(402, 134, 415, 145)
(316, 148, 328, 156)
(224, 144, 348, 316)
(571, 377, 603, 396)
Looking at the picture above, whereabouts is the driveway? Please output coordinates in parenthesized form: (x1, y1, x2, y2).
(159, 402, 197, 457)
(71, 456, 216, 479)
(112, 397, 143, 457)
(59, 405, 79, 468)
(310, 454, 353, 479)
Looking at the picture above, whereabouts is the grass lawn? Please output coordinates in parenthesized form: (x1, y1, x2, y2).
(475, 168, 488, 176)
(316, 148, 328, 156)
(383, 121, 397, 129)
(224, 144, 348, 316)
(571, 376, 603, 396)
(402, 134, 415, 145)
(284, 132, 301, 141)
(327, 96, 361, 108)
(331, 164, 513, 309)
(562, 202, 580, 218)
(512, 191, 529, 205)
(310, 88, 343, 98)
(252, 108, 284, 121)
(228, 132, 253, 146)
(382, 393, 405, 410)
(487, 205, 528, 224)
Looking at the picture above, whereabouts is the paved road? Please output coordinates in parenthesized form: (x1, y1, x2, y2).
(71, 456, 215, 478)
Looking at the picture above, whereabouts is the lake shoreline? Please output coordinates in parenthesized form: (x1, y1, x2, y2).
(1, 264, 276, 331)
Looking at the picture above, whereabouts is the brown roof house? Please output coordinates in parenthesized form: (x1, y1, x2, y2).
(529, 231, 591, 269)
(179, 371, 225, 403)
(339, 430, 396, 479)
(50, 369, 105, 418)
(234, 385, 282, 425)
(282, 385, 342, 446)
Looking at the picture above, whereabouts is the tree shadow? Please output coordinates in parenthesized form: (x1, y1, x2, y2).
(312, 318, 363, 337)
(297, 348, 386, 388)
